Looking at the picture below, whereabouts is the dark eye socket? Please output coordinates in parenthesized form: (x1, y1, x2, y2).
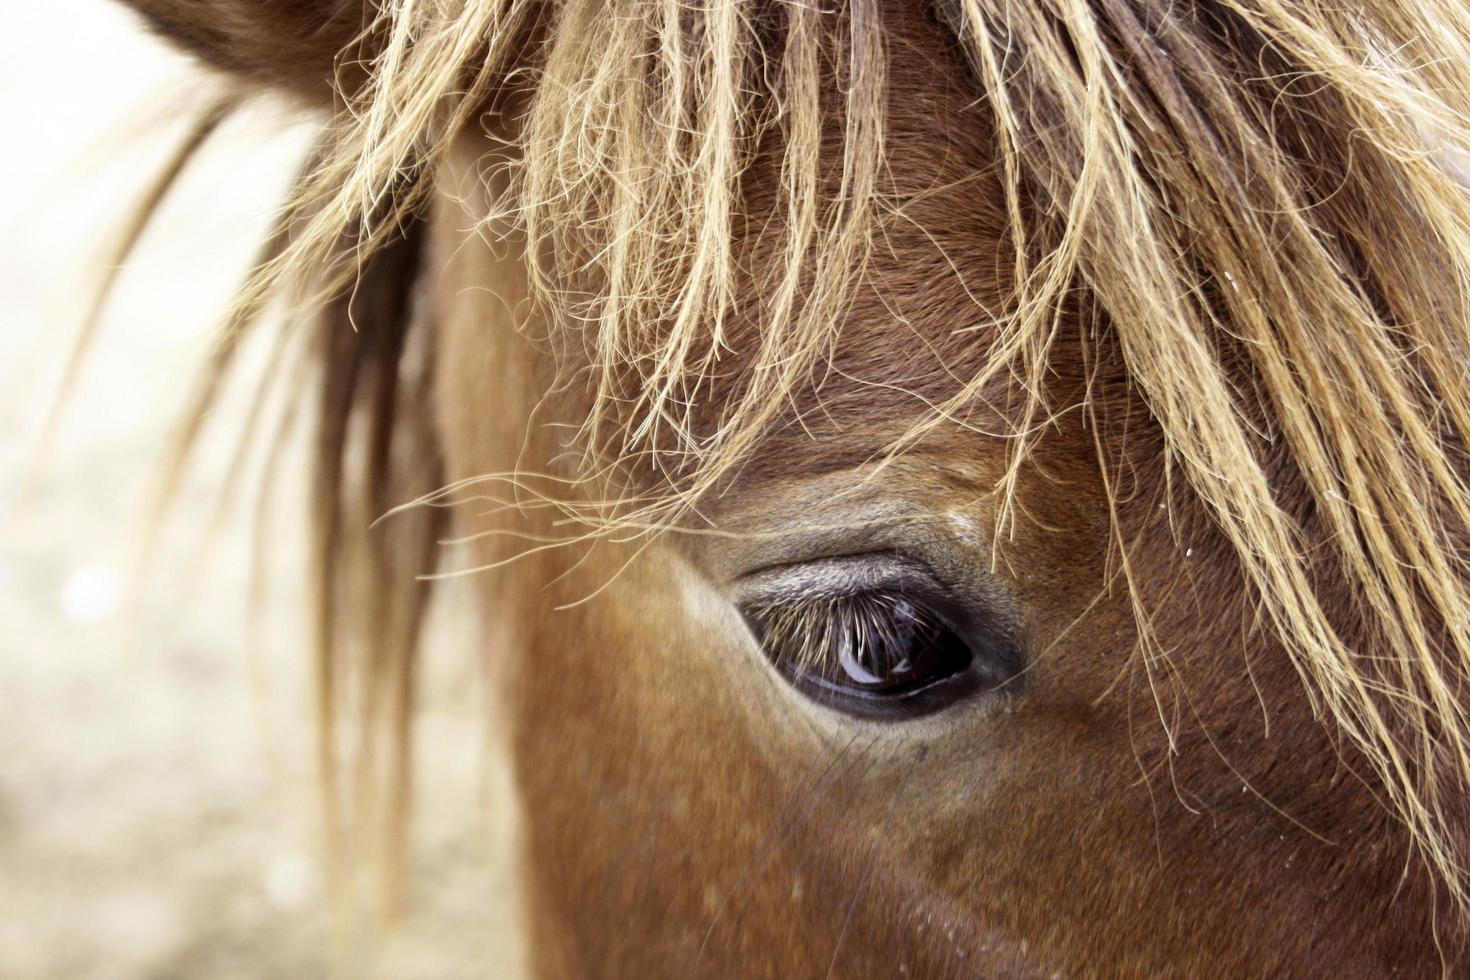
(738, 556, 1019, 720)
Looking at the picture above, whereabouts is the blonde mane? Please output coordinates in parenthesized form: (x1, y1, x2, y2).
(110, 0, 1470, 916)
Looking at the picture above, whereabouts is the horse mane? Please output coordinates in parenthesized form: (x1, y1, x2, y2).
(103, 0, 1470, 915)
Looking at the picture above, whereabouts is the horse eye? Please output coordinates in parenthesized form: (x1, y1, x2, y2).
(738, 558, 1018, 720)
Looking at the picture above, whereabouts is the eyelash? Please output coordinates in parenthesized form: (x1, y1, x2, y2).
(735, 551, 1022, 719)
(740, 578, 994, 721)
(745, 589, 945, 686)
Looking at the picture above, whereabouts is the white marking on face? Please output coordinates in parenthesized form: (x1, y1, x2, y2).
(946, 511, 982, 548)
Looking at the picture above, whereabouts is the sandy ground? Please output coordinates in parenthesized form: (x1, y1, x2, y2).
(0, 2, 525, 976)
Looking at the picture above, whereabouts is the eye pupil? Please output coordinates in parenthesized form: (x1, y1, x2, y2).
(834, 598, 941, 689)
(743, 580, 1001, 718)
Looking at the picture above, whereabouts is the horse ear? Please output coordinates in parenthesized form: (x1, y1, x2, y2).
(117, 0, 369, 102)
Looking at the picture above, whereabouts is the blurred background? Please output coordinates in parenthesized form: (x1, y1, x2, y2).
(0, 1, 524, 976)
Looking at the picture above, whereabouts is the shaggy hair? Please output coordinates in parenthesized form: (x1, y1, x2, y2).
(104, 0, 1470, 916)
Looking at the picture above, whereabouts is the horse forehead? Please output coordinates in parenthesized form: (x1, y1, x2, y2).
(831, 8, 1009, 323)
(733, 34, 1013, 433)
(741, 184, 1015, 467)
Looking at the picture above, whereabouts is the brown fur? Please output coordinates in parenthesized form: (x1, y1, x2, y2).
(120, 0, 369, 99)
(103, 0, 1470, 973)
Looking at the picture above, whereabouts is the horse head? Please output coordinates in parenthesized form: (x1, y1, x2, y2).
(107, 0, 1470, 973)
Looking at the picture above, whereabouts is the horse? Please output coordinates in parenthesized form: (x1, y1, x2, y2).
(98, 0, 1470, 974)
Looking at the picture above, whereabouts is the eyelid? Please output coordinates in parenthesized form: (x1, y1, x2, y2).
(731, 552, 947, 609)
(696, 492, 985, 588)
(733, 549, 1019, 641)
